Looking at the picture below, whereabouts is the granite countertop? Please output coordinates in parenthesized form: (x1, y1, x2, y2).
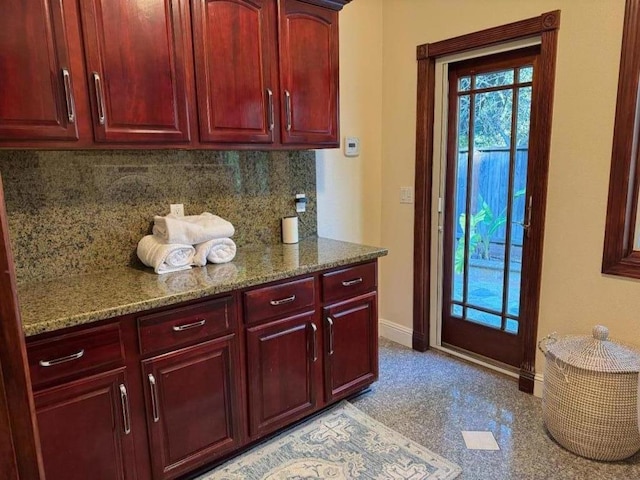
(18, 237, 388, 337)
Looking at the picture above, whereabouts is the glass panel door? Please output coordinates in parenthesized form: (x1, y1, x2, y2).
(442, 47, 539, 368)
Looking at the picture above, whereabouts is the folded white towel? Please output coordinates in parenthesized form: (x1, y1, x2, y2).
(137, 235, 195, 274)
(193, 238, 237, 266)
(153, 212, 235, 245)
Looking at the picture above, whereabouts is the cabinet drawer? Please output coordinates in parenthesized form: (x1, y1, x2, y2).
(138, 296, 236, 356)
(322, 262, 377, 304)
(28, 323, 124, 389)
(243, 277, 315, 325)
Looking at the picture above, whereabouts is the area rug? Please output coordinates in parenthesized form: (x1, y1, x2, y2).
(197, 401, 461, 479)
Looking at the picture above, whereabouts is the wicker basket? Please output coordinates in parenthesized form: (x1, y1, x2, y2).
(539, 325, 640, 461)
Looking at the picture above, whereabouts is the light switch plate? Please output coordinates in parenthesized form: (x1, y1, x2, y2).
(400, 186, 414, 204)
(170, 204, 184, 216)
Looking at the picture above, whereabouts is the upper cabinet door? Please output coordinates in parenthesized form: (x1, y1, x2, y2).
(192, 0, 278, 144)
(0, 0, 80, 141)
(279, 0, 339, 146)
(79, 0, 192, 143)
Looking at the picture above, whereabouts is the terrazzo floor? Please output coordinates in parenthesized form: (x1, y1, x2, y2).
(350, 337, 640, 479)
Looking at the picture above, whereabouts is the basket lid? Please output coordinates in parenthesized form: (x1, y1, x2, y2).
(543, 325, 640, 373)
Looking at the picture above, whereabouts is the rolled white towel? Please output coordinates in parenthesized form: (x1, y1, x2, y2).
(137, 235, 195, 274)
(193, 238, 237, 266)
(153, 212, 235, 245)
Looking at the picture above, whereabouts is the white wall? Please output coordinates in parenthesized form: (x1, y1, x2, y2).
(316, 0, 383, 247)
(320, 0, 639, 373)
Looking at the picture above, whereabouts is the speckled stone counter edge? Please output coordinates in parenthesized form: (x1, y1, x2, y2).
(20, 237, 388, 337)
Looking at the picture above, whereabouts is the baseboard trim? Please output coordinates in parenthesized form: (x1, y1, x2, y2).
(533, 373, 544, 398)
(378, 318, 413, 348)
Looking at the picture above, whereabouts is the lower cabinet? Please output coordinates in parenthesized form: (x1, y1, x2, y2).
(141, 335, 244, 480)
(324, 292, 378, 402)
(28, 260, 380, 480)
(246, 311, 318, 438)
(34, 368, 137, 480)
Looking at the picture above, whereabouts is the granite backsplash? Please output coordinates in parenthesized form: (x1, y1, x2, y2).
(0, 149, 317, 284)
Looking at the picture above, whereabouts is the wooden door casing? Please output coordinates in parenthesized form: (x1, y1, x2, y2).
(324, 292, 378, 402)
(34, 368, 136, 480)
(192, 0, 279, 144)
(78, 0, 192, 143)
(246, 311, 318, 438)
(142, 335, 244, 480)
(278, 0, 339, 146)
(0, 0, 81, 142)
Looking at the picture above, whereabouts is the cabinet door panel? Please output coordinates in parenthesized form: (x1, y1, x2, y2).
(192, 0, 277, 143)
(35, 369, 136, 480)
(279, 0, 338, 146)
(142, 335, 243, 480)
(246, 311, 317, 438)
(79, 0, 191, 143)
(324, 292, 378, 402)
(0, 0, 79, 141)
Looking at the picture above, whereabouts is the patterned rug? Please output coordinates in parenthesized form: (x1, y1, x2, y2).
(198, 401, 461, 480)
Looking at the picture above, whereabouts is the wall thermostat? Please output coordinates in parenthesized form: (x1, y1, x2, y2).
(344, 136, 360, 157)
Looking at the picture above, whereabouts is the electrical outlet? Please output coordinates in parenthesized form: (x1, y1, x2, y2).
(400, 187, 414, 204)
(170, 204, 184, 216)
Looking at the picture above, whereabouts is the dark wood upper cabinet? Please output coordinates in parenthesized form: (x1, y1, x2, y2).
(78, 0, 192, 143)
(0, 0, 347, 149)
(0, 0, 81, 142)
(192, 0, 279, 144)
(279, 0, 339, 146)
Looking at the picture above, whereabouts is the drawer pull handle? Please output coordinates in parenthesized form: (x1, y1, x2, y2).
(342, 277, 363, 287)
(172, 319, 206, 332)
(270, 295, 296, 306)
(148, 374, 160, 423)
(119, 384, 131, 435)
(311, 323, 318, 362)
(327, 317, 334, 356)
(39, 349, 85, 367)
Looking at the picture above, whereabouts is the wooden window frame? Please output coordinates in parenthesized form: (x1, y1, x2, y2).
(602, 0, 640, 279)
(412, 11, 560, 394)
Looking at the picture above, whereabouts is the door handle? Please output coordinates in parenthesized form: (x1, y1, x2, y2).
(310, 323, 318, 362)
(92, 72, 106, 125)
(513, 195, 533, 237)
(148, 374, 160, 423)
(284, 90, 292, 131)
(326, 317, 334, 355)
(270, 295, 296, 306)
(61, 68, 75, 123)
(119, 384, 131, 435)
(266, 88, 274, 131)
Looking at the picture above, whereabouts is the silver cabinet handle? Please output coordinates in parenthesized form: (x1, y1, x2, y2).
(92, 72, 106, 125)
(119, 384, 131, 435)
(342, 277, 363, 287)
(39, 349, 84, 367)
(172, 319, 206, 332)
(270, 295, 296, 306)
(327, 317, 334, 356)
(284, 90, 292, 131)
(62, 68, 75, 123)
(267, 88, 274, 131)
(148, 374, 160, 423)
(310, 323, 318, 362)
